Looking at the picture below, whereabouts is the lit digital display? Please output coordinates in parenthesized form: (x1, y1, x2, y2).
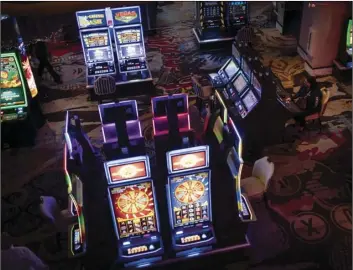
(1, 54, 27, 109)
(233, 73, 248, 94)
(82, 31, 110, 48)
(168, 171, 211, 228)
(108, 181, 158, 239)
(224, 60, 239, 79)
(109, 161, 147, 183)
(86, 47, 113, 62)
(242, 89, 258, 112)
(120, 44, 143, 58)
(77, 11, 107, 29)
(171, 151, 206, 172)
(116, 28, 142, 44)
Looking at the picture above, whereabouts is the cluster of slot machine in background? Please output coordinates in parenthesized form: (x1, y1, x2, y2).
(63, 89, 256, 268)
(76, 6, 152, 90)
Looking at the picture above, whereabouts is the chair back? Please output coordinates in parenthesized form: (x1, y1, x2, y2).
(320, 87, 330, 116)
(94, 76, 116, 96)
(252, 156, 275, 190)
(39, 196, 60, 223)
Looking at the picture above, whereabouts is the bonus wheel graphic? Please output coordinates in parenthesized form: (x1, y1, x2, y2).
(174, 180, 205, 204)
(116, 189, 150, 217)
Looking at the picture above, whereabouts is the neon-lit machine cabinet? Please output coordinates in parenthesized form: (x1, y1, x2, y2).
(76, 8, 116, 88)
(166, 146, 216, 257)
(111, 6, 154, 95)
(193, 1, 235, 46)
(63, 111, 87, 258)
(225, 1, 249, 35)
(98, 100, 144, 160)
(1, 51, 38, 147)
(104, 155, 164, 267)
(208, 57, 240, 88)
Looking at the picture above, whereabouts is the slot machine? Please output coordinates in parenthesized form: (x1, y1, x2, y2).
(98, 100, 145, 160)
(63, 111, 87, 258)
(111, 6, 153, 85)
(194, 2, 234, 45)
(76, 8, 116, 89)
(166, 145, 216, 257)
(1, 51, 37, 147)
(225, 1, 249, 33)
(104, 155, 164, 267)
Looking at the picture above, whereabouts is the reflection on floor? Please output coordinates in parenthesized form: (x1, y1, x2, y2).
(1, 2, 352, 270)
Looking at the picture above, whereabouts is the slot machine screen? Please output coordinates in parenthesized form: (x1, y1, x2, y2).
(168, 171, 211, 228)
(224, 60, 239, 80)
(82, 30, 110, 48)
(242, 89, 258, 112)
(120, 44, 143, 58)
(70, 223, 84, 255)
(86, 47, 113, 62)
(116, 28, 142, 45)
(242, 60, 251, 79)
(109, 181, 158, 239)
(251, 73, 262, 98)
(168, 147, 208, 173)
(1, 54, 27, 109)
(233, 73, 248, 94)
(232, 45, 241, 64)
(108, 161, 148, 183)
(203, 2, 221, 18)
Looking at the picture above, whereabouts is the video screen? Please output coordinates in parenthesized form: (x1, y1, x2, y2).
(109, 161, 147, 183)
(233, 73, 248, 94)
(109, 181, 158, 239)
(171, 151, 207, 172)
(1, 54, 27, 109)
(116, 28, 142, 45)
(346, 19, 352, 55)
(213, 116, 224, 144)
(252, 74, 262, 98)
(242, 60, 251, 79)
(120, 44, 143, 59)
(82, 30, 110, 48)
(224, 60, 239, 79)
(242, 89, 258, 112)
(169, 171, 211, 228)
(86, 47, 113, 62)
(70, 223, 84, 255)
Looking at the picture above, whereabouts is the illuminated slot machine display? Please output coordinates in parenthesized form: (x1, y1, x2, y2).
(166, 146, 216, 257)
(1, 51, 40, 147)
(208, 57, 240, 88)
(194, 2, 235, 44)
(105, 155, 164, 267)
(226, 117, 256, 222)
(347, 19, 352, 57)
(225, 1, 248, 31)
(63, 111, 86, 258)
(76, 8, 116, 87)
(111, 6, 152, 83)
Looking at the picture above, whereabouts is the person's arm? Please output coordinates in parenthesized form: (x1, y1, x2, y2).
(292, 85, 307, 99)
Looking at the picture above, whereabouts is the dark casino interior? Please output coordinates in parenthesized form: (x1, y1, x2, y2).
(0, 1, 352, 270)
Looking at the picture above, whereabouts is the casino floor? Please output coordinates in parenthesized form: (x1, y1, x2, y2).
(1, 2, 352, 270)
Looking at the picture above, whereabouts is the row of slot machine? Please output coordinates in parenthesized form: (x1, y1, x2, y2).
(194, 1, 248, 44)
(62, 93, 256, 268)
(75, 6, 152, 94)
(206, 40, 301, 161)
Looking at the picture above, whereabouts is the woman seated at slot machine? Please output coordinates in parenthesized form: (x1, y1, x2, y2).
(284, 76, 323, 131)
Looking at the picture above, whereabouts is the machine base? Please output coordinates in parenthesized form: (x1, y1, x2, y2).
(175, 246, 212, 258)
(193, 28, 235, 51)
(333, 60, 352, 83)
(124, 256, 162, 268)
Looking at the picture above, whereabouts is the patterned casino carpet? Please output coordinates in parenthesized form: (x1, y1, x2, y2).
(1, 2, 352, 270)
